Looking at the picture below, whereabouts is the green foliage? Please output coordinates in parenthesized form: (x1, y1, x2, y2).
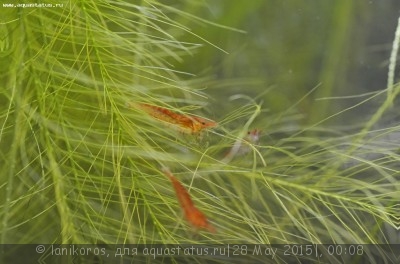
(0, 1, 398, 263)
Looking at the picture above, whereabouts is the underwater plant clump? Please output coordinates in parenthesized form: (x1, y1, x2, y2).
(0, 1, 398, 263)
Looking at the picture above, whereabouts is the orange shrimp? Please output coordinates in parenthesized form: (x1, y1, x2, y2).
(162, 167, 216, 233)
(128, 102, 217, 134)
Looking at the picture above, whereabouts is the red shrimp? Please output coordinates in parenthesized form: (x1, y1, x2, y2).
(128, 102, 217, 134)
(162, 167, 216, 233)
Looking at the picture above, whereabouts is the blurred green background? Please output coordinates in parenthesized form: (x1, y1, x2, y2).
(172, 0, 400, 125)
